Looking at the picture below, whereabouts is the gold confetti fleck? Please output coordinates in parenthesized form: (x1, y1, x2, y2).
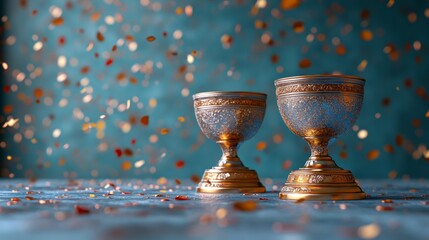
(357, 59, 368, 71)
(121, 161, 132, 171)
(381, 199, 393, 203)
(140, 116, 149, 126)
(175, 7, 183, 15)
(96, 32, 105, 42)
(91, 12, 101, 21)
(185, 5, 193, 16)
(3, 105, 13, 114)
(335, 44, 347, 55)
(299, 59, 312, 68)
(376, 205, 393, 211)
(149, 98, 157, 108)
(216, 208, 228, 219)
(366, 150, 380, 160)
(357, 223, 381, 239)
(157, 177, 168, 185)
(386, 0, 394, 8)
(271, 54, 279, 63)
(273, 134, 283, 144)
(232, 200, 258, 212)
(221, 34, 233, 48)
(384, 144, 394, 153)
(395, 135, 403, 146)
(256, 141, 267, 151)
(388, 170, 397, 179)
(255, 0, 267, 9)
(25, 196, 35, 200)
(191, 175, 200, 183)
(146, 36, 156, 42)
(408, 12, 417, 23)
(282, 160, 292, 169)
(2, 62, 8, 70)
(293, 21, 304, 33)
(51, 17, 64, 26)
(357, 129, 368, 139)
(160, 128, 170, 135)
(2, 118, 19, 128)
(255, 20, 268, 29)
(360, 30, 373, 41)
(280, 0, 301, 10)
(134, 160, 145, 168)
(33, 41, 43, 51)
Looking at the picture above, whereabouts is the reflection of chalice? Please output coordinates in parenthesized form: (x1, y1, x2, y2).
(275, 75, 366, 200)
(193, 91, 266, 193)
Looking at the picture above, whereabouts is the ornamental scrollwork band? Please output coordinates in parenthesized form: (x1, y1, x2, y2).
(287, 173, 356, 184)
(276, 84, 364, 95)
(194, 98, 266, 108)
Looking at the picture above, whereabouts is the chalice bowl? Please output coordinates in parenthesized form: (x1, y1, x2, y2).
(193, 91, 266, 193)
(275, 75, 366, 200)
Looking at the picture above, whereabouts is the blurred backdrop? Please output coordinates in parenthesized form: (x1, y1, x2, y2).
(0, 0, 428, 179)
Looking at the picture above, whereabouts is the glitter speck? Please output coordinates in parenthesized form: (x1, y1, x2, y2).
(134, 160, 145, 168)
(2, 62, 8, 70)
(357, 223, 381, 239)
(57, 55, 67, 68)
(173, 30, 183, 39)
(255, 0, 267, 8)
(33, 41, 43, 51)
(52, 129, 61, 138)
(187, 54, 194, 64)
(2, 118, 19, 128)
(357, 129, 368, 139)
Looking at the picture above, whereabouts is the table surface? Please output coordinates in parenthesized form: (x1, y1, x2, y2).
(0, 179, 428, 240)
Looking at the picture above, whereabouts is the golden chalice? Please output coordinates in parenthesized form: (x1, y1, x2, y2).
(275, 75, 366, 200)
(193, 91, 266, 193)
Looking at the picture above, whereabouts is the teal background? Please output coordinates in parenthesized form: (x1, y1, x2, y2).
(1, 0, 428, 179)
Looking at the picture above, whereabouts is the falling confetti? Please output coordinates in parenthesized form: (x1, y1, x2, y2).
(280, 0, 301, 10)
(96, 31, 105, 42)
(75, 205, 91, 215)
(146, 36, 156, 42)
(174, 195, 189, 200)
(256, 141, 267, 151)
(232, 200, 258, 212)
(175, 160, 185, 168)
(360, 30, 373, 41)
(357, 223, 381, 239)
(367, 150, 380, 160)
(121, 161, 132, 171)
(299, 59, 312, 68)
(51, 17, 64, 26)
(292, 21, 305, 33)
(2, 118, 19, 128)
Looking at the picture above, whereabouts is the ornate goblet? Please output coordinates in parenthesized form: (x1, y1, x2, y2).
(275, 75, 366, 200)
(193, 91, 266, 193)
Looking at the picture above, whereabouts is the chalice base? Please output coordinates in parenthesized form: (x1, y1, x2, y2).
(196, 167, 266, 193)
(279, 168, 366, 200)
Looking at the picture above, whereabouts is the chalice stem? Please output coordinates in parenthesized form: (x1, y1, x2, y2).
(304, 137, 339, 169)
(217, 140, 243, 167)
